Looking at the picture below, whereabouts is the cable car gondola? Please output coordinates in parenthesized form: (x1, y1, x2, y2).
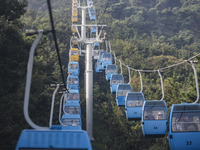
(88, 7, 96, 20)
(72, 15, 78, 23)
(141, 100, 168, 137)
(102, 53, 112, 69)
(95, 51, 108, 72)
(69, 48, 79, 62)
(72, 9, 78, 16)
(71, 26, 78, 33)
(110, 74, 124, 93)
(168, 104, 200, 150)
(67, 75, 79, 90)
(64, 102, 81, 115)
(141, 71, 168, 137)
(60, 114, 82, 130)
(91, 26, 96, 34)
(68, 61, 79, 76)
(105, 64, 118, 81)
(71, 36, 78, 45)
(125, 92, 145, 120)
(65, 89, 80, 103)
(116, 84, 133, 106)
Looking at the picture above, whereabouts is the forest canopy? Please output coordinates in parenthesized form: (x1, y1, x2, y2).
(0, 0, 200, 149)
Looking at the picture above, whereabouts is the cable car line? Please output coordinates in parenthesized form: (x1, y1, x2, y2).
(110, 44, 200, 72)
(47, 0, 67, 91)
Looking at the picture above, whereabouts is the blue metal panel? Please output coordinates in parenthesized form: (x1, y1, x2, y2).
(142, 120, 168, 136)
(116, 96, 126, 106)
(110, 84, 118, 93)
(16, 130, 92, 150)
(92, 42, 99, 47)
(67, 84, 79, 90)
(168, 132, 200, 150)
(125, 107, 143, 120)
(62, 125, 82, 131)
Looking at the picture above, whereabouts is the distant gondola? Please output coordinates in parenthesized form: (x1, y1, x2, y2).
(95, 51, 108, 72)
(60, 114, 82, 130)
(64, 102, 81, 115)
(67, 75, 79, 90)
(116, 84, 133, 106)
(105, 64, 118, 81)
(125, 92, 145, 120)
(101, 53, 112, 69)
(65, 89, 80, 103)
(110, 74, 124, 93)
(68, 61, 79, 76)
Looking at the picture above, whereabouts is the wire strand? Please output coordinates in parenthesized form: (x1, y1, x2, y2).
(47, 0, 67, 91)
(109, 43, 200, 73)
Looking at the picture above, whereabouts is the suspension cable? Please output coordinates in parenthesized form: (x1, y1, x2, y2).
(108, 41, 200, 73)
(47, 0, 67, 91)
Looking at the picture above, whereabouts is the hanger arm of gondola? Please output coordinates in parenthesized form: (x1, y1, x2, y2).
(119, 59, 123, 75)
(128, 66, 131, 84)
(189, 61, 199, 103)
(24, 30, 49, 129)
(158, 70, 164, 101)
(25, 29, 52, 36)
(49, 84, 60, 127)
(59, 93, 65, 125)
(113, 52, 117, 65)
(138, 71, 143, 92)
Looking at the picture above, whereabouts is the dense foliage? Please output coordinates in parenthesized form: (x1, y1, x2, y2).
(0, 0, 200, 149)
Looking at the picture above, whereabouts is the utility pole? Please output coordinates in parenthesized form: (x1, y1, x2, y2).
(75, 2, 106, 140)
(85, 43, 94, 140)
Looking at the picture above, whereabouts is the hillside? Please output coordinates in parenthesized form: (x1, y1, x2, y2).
(0, 0, 200, 149)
